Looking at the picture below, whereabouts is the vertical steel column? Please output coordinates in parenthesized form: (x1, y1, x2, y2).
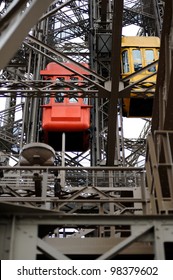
(61, 132, 66, 188)
(9, 216, 16, 259)
(153, 0, 165, 37)
(29, 22, 44, 143)
(13, 224, 38, 259)
(154, 221, 165, 259)
(20, 49, 32, 148)
(106, 0, 123, 166)
(0, 221, 13, 259)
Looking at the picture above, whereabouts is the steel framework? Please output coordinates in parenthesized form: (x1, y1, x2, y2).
(1, 0, 173, 260)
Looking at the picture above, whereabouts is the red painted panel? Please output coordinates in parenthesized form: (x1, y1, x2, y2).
(51, 105, 81, 121)
(42, 105, 90, 132)
(40, 62, 89, 76)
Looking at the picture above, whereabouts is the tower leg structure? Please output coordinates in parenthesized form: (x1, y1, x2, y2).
(0, 0, 173, 260)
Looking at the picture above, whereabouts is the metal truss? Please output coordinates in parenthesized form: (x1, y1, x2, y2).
(1, 0, 173, 260)
(124, 119, 151, 167)
(146, 131, 173, 214)
(124, 0, 164, 36)
(0, 0, 163, 166)
(146, 0, 173, 216)
(90, 0, 161, 166)
(1, 210, 173, 259)
(0, 165, 146, 213)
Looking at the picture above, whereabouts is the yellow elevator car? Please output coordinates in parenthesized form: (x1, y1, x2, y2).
(121, 36, 160, 117)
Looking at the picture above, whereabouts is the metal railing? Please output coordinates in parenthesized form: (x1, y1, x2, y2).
(0, 165, 148, 215)
(146, 131, 173, 214)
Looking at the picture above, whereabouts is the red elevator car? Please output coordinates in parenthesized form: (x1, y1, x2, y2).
(40, 62, 91, 151)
